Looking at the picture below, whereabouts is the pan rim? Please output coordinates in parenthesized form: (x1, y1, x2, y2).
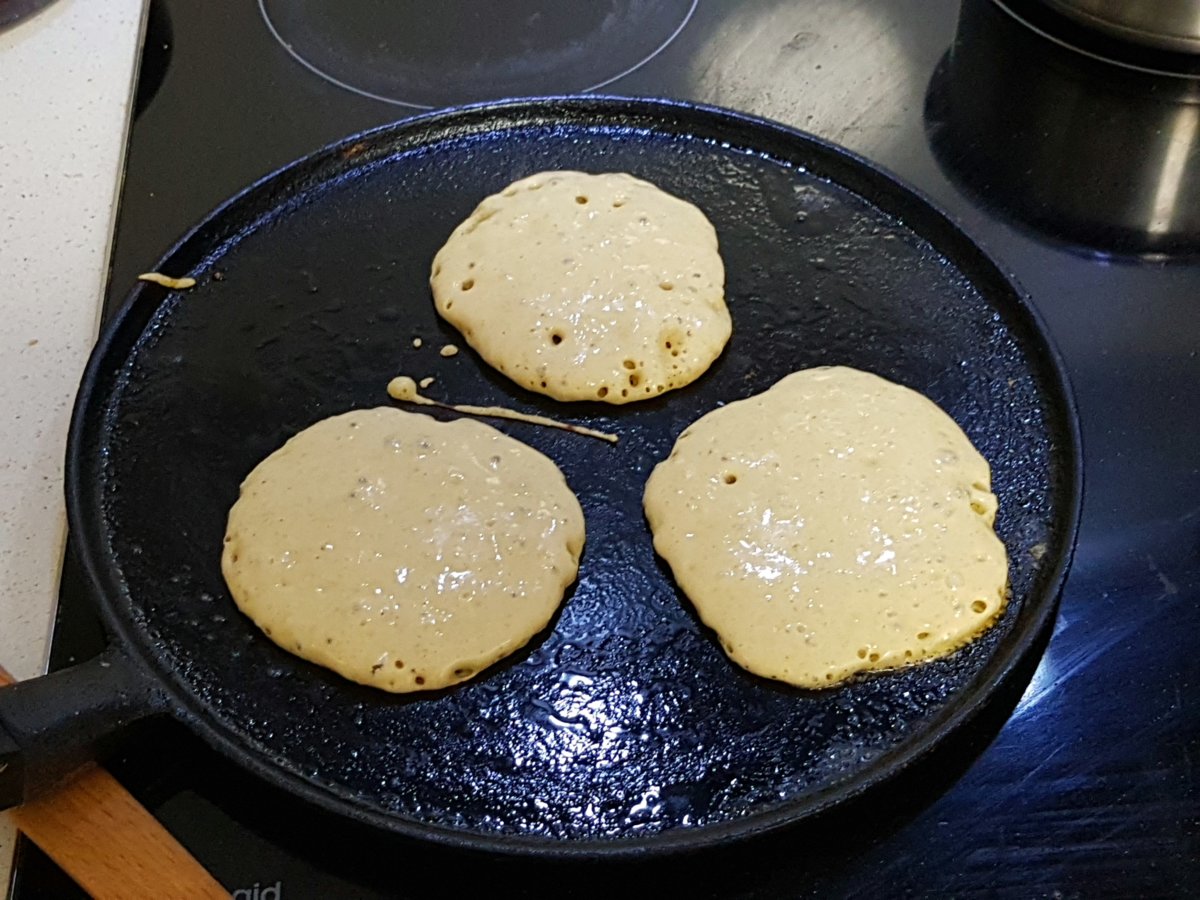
(65, 94, 1084, 859)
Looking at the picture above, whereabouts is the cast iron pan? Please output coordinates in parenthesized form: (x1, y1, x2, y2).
(0, 97, 1082, 858)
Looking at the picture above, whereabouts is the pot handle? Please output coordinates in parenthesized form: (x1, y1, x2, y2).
(0, 647, 169, 809)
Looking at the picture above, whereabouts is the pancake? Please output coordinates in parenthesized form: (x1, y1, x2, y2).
(643, 366, 1009, 688)
(222, 407, 585, 692)
(430, 170, 731, 404)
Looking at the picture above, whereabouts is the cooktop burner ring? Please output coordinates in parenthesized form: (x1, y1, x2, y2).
(259, 0, 698, 109)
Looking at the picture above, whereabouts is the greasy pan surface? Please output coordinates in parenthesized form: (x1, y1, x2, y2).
(69, 97, 1080, 856)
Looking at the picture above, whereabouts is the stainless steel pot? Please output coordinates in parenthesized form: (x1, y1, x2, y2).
(1043, 0, 1200, 53)
(928, 0, 1200, 258)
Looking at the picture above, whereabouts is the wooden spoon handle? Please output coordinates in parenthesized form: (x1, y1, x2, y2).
(1, 664, 227, 899)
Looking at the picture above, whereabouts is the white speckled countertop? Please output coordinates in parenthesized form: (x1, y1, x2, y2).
(0, 0, 144, 887)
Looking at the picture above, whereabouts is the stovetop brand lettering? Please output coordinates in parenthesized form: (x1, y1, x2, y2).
(231, 882, 281, 900)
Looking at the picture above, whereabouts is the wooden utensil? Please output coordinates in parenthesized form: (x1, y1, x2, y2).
(0, 664, 226, 899)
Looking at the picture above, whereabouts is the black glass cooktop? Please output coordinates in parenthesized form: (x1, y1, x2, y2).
(259, 0, 698, 107)
(11, 0, 1199, 896)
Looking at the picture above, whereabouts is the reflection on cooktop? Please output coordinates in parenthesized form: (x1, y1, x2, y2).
(926, 0, 1200, 259)
(259, 0, 697, 107)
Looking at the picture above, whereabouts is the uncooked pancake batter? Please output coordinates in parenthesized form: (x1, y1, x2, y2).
(222, 407, 585, 692)
(386, 375, 618, 443)
(643, 366, 1009, 688)
(431, 170, 731, 404)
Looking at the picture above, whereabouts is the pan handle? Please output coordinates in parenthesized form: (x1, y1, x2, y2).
(0, 646, 169, 810)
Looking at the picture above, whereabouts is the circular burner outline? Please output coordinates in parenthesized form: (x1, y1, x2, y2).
(258, 0, 698, 108)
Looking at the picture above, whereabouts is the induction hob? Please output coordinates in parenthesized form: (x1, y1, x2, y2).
(10, 1, 1199, 896)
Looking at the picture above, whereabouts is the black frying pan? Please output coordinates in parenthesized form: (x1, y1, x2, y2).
(0, 97, 1081, 858)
